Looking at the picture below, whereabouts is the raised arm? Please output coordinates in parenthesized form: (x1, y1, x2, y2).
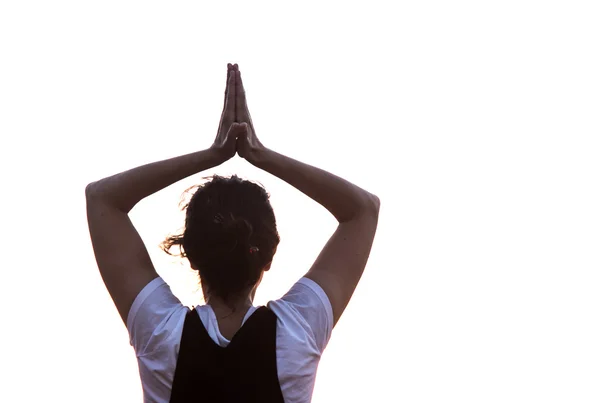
(233, 66, 380, 326)
(86, 64, 244, 324)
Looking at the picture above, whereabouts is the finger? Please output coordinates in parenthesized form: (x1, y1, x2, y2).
(218, 65, 233, 128)
(235, 69, 249, 121)
(222, 66, 231, 109)
(223, 68, 236, 122)
(233, 65, 238, 121)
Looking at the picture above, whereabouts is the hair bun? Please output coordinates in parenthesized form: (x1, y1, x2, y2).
(225, 216, 254, 241)
(213, 213, 254, 248)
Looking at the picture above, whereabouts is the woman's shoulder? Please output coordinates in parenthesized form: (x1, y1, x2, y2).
(267, 277, 334, 353)
(127, 277, 189, 356)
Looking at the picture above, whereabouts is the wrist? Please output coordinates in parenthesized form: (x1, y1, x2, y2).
(247, 145, 269, 166)
(207, 146, 230, 166)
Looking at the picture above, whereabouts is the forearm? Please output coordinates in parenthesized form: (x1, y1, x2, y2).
(250, 148, 378, 223)
(86, 148, 223, 213)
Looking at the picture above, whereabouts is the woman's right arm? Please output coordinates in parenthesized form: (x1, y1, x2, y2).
(251, 147, 380, 327)
(232, 66, 380, 327)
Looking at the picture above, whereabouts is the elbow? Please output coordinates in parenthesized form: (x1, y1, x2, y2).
(85, 181, 105, 203)
(373, 194, 381, 213)
(367, 193, 381, 216)
(85, 180, 132, 213)
(343, 192, 379, 222)
(85, 182, 96, 200)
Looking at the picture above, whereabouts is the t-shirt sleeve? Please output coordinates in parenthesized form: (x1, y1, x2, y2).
(270, 277, 334, 353)
(126, 276, 187, 357)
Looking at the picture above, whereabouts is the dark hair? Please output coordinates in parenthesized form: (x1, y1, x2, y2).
(161, 174, 279, 307)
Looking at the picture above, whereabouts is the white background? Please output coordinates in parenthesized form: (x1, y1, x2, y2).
(1, 1, 599, 402)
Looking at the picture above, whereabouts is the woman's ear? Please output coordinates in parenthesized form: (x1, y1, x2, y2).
(263, 261, 273, 272)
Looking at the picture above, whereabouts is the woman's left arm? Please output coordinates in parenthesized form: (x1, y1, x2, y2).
(86, 63, 242, 325)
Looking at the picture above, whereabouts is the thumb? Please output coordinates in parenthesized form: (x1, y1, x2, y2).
(226, 122, 244, 136)
(234, 122, 248, 137)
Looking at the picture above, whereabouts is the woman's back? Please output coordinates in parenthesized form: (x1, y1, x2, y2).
(128, 277, 333, 402)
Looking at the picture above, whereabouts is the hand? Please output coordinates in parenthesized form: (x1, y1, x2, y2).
(210, 63, 245, 163)
(233, 65, 266, 163)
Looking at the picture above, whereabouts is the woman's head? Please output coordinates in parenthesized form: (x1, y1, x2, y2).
(162, 175, 279, 306)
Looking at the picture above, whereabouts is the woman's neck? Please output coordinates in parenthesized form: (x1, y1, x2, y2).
(206, 293, 254, 319)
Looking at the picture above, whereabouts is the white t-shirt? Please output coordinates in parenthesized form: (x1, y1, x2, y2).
(127, 277, 334, 403)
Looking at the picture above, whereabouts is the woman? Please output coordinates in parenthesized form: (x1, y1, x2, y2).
(86, 63, 380, 402)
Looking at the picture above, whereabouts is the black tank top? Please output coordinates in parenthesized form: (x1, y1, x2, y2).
(169, 306, 285, 403)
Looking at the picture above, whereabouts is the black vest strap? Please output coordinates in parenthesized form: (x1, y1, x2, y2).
(169, 306, 284, 403)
